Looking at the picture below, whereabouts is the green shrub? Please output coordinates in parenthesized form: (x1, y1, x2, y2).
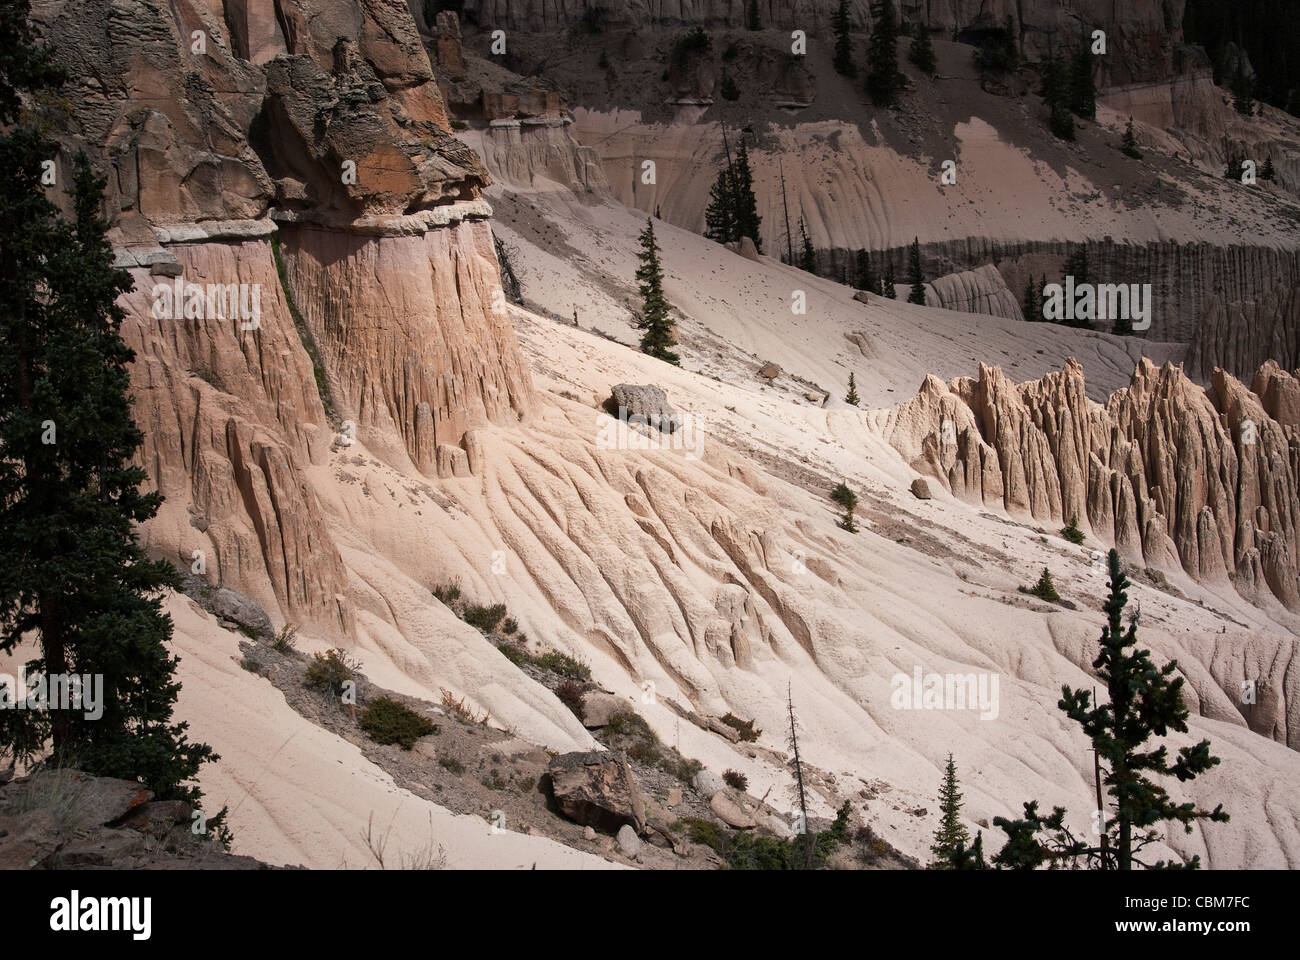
(305, 648, 354, 696)
(432, 582, 461, 605)
(723, 769, 749, 791)
(450, 119, 468, 131)
(497, 643, 528, 667)
(720, 713, 761, 742)
(464, 603, 507, 632)
(677, 817, 726, 854)
(502, 617, 518, 635)
(628, 739, 662, 766)
(605, 711, 655, 741)
(533, 650, 591, 681)
(360, 697, 436, 749)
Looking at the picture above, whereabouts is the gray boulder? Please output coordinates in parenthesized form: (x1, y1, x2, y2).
(608, 384, 681, 434)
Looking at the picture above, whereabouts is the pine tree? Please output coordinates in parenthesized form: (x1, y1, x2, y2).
(832, 0, 856, 77)
(909, 22, 936, 74)
(634, 218, 679, 365)
(978, 552, 1230, 870)
(845, 372, 860, 406)
(1261, 157, 1276, 180)
(855, 248, 876, 292)
(929, 754, 971, 867)
(0, 1, 216, 803)
(1061, 513, 1085, 544)
(1069, 44, 1097, 119)
(1041, 57, 1076, 141)
(1022, 274, 1039, 321)
(882, 261, 896, 299)
(720, 70, 739, 100)
(865, 0, 904, 107)
(731, 140, 762, 252)
(1029, 568, 1060, 602)
(703, 167, 736, 244)
(1063, 246, 1091, 328)
(1121, 118, 1143, 159)
(906, 236, 926, 304)
(798, 215, 816, 274)
(746, 0, 760, 31)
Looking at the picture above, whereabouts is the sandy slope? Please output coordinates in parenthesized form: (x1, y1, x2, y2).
(166, 596, 619, 870)
(489, 186, 1185, 406)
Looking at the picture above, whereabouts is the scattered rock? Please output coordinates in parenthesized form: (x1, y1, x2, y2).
(580, 691, 630, 729)
(693, 769, 726, 796)
(667, 787, 682, 807)
(757, 362, 782, 381)
(608, 383, 681, 434)
(583, 826, 596, 841)
(709, 790, 757, 829)
(546, 750, 647, 833)
(616, 823, 643, 857)
(910, 477, 933, 500)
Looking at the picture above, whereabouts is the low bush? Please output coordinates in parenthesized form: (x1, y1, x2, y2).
(360, 697, 437, 749)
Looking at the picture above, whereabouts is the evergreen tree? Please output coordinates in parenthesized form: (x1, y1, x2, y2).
(832, 0, 856, 77)
(909, 22, 937, 74)
(929, 753, 971, 867)
(906, 237, 926, 304)
(1041, 57, 1076, 140)
(1121, 118, 1143, 159)
(855, 248, 876, 292)
(1022, 274, 1039, 321)
(975, 552, 1229, 869)
(731, 140, 762, 252)
(720, 70, 740, 100)
(634, 218, 679, 365)
(882, 261, 897, 299)
(845, 373, 860, 406)
(865, 0, 904, 107)
(1261, 157, 1276, 180)
(703, 167, 736, 244)
(798, 216, 817, 274)
(1069, 44, 1097, 119)
(746, 0, 761, 31)
(1061, 513, 1085, 544)
(1064, 246, 1091, 328)
(1029, 568, 1060, 602)
(0, 0, 216, 803)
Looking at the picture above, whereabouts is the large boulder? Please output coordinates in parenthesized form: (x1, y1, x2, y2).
(608, 384, 681, 434)
(546, 750, 647, 833)
(580, 692, 632, 728)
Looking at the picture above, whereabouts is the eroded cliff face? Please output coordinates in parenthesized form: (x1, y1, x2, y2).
(462, 0, 1185, 84)
(32, 0, 533, 637)
(888, 358, 1300, 613)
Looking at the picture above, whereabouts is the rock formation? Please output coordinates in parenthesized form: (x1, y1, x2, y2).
(888, 358, 1300, 611)
(32, 0, 534, 636)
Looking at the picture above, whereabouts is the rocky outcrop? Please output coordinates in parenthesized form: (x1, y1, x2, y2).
(33, 0, 535, 634)
(888, 358, 1300, 610)
(925, 263, 1022, 320)
(1188, 287, 1300, 384)
(462, 1, 1185, 83)
(546, 750, 647, 833)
